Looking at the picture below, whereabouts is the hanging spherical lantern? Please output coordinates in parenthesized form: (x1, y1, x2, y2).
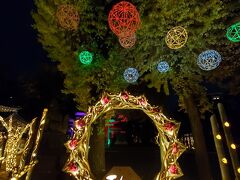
(108, 1, 140, 37)
(226, 22, 240, 42)
(123, 67, 139, 83)
(79, 51, 93, 65)
(197, 50, 222, 71)
(56, 4, 80, 30)
(119, 33, 136, 48)
(165, 26, 188, 49)
(157, 61, 169, 73)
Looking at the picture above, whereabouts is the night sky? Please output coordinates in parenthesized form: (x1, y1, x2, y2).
(0, 0, 66, 118)
(0, 1, 45, 77)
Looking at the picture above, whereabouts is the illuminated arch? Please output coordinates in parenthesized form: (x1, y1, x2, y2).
(64, 92, 186, 180)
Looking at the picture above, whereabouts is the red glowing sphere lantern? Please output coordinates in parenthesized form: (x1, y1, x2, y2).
(108, 1, 140, 37)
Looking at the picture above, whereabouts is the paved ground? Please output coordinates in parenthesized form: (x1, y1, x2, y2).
(29, 132, 223, 180)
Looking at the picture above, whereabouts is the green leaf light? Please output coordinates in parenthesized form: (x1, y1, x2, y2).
(226, 22, 240, 42)
(79, 51, 93, 65)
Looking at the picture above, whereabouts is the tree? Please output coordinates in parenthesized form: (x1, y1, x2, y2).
(123, 1, 240, 179)
(32, 0, 239, 179)
(32, 1, 131, 178)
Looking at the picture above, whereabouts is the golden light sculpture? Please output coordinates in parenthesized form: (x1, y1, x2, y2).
(56, 4, 80, 31)
(0, 109, 48, 179)
(165, 26, 188, 49)
(63, 92, 186, 180)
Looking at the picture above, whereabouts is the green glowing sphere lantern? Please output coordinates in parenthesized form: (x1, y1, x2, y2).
(79, 51, 93, 65)
(226, 22, 240, 42)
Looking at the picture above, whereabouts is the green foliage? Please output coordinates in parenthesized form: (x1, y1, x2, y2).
(33, 0, 238, 114)
(128, 0, 233, 113)
(32, 0, 131, 110)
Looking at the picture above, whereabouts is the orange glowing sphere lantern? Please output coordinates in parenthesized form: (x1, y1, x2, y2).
(119, 33, 136, 48)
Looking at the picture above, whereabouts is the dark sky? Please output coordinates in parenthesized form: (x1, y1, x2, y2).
(0, 0, 65, 118)
(0, 0, 47, 79)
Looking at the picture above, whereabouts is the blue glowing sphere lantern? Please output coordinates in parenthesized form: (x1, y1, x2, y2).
(123, 67, 139, 83)
(197, 50, 222, 71)
(157, 61, 169, 73)
(79, 51, 93, 65)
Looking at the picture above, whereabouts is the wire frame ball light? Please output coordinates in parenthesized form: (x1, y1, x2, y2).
(157, 61, 169, 73)
(108, 1, 140, 37)
(165, 26, 188, 49)
(197, 50, 222, 71)
(56, 4, 80, 30)
(123, 67, 139, 83)
(226, 22, 240, 42)
(119, 33, 136, 48)
(79, 51, 93, 65)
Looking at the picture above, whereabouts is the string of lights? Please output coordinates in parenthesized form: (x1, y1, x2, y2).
(0, 109, 48, 179)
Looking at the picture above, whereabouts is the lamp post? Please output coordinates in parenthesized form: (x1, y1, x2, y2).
(217, 103, 240, 179)
(210, 114, 231, 180)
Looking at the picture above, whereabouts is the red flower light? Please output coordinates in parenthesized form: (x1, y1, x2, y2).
(152, 107, 160, 112)
(139, 97, 147, 106)
(75, 120, 85, 130)
(67, 162, 79, 173)
(163, 122, 175, 131)
(69, 139, 78, 150)
(108, 1, 140, 37)
(172, 143, 179, 154)
(101, 96, 110, 105)
(169, 164, 178, 174)
(121, 92, 129, 100)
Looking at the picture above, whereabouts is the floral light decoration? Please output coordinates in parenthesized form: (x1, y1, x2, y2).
(56, 4, 80, 31)
(75, 119, 85, 130)
(65, 161, 80, 176)
(123, 67, 139, 83)
(165, 26, 188, 49)
(157, 61, 169, 73)
(0, 109, 48, 179)
(79, 51, 93, 65)
(197, 50, 222, 71)
(226, 22, 240, 42)
(63, 91, 186, 180)
(119, 33, 137, 48)
(66, 139, 78, 151)
(108, 1, 140, 37)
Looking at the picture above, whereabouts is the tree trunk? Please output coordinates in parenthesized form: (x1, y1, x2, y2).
(88, 119, 106, 179)
(184, 95, 212, 180)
